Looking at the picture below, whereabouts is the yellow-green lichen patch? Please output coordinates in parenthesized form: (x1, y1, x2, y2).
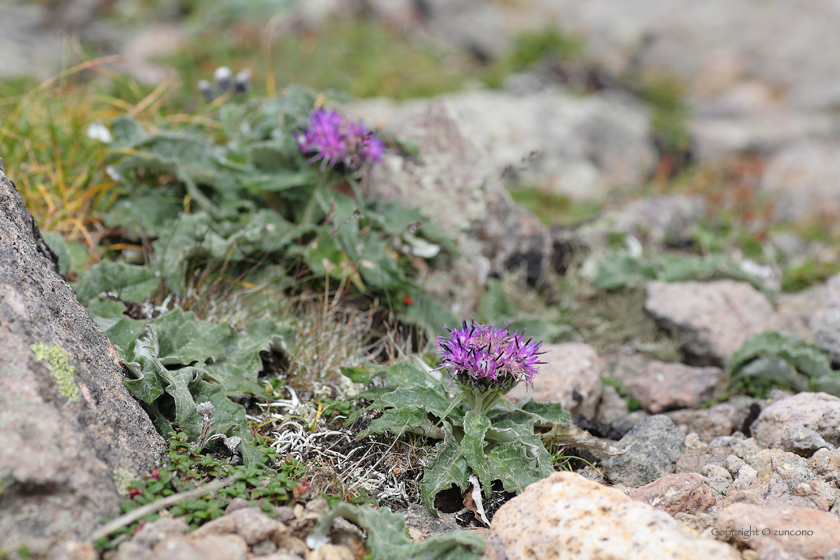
(31, 341, 78, 402)
(113, 467, 136, 496)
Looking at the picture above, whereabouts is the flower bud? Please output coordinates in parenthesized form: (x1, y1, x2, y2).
(197, 79, 215, 102)
(214, 66, 233, 92)
(234, 69, 252, 93)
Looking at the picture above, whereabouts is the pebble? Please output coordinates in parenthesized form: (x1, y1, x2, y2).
(629, 473, 719, 515)
(780, 425, 834, 457)
(810, 448, 840, 485)
(665, 404, 737, 442)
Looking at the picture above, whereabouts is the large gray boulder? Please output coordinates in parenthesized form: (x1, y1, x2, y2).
(0, 159, 165, 554)
(361, 100, 554, 317)
(352, 89, 655, 203)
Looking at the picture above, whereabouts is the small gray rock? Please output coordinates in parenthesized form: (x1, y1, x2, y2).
(701, 464, 733, 495)
(726, 455, 747, 478)
(676, 446, 731, 475)
(252, 538, 279, 556)
(225, 497, 249, 515)
(611, 410, 649, 439)
(596, 384, 630, 425)
(781, 425, 834, 457)
(396, 503, 461, 540)
(608, 415, 685, 487)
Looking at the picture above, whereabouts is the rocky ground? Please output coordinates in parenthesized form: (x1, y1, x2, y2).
(4, 1, 840, 560)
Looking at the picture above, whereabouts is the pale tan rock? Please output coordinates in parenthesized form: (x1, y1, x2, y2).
(752, 392, 840, 449)
(490, 471, 740, 560)
(624, 361, 722, 413)
(190, 515, 236, 538)
(47, 540, 97, 560)
(761, 142, 840, 223)
(715, 503, 840, 559)
(810, 448, 840, 485)
(274, 534, 310, 557)
(111, 541, 154, 560)
(644, 280, 787, 366)
(665, 405, 737, 441)
(224, 497, 249, 514)
(361, 101, 554, 316)
(229, 507, 283, 545)
(306, 543, 354, 560)
(152, 534, 248, 560)
(133, 517, 190, 548)
(507, 342, 603, 418)
(630, 473, 719, 515)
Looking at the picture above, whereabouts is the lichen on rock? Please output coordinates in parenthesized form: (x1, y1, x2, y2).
(31, 341, 78, 403)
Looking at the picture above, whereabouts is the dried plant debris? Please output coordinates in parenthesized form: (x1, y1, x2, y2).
(253, 389, 431, 510)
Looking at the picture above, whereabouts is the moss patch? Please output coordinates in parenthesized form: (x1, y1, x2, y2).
(31, 342, 78, 403)
(569, 286, 682, 361)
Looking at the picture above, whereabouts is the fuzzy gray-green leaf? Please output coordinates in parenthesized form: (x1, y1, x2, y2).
(204, 319, 290, 391)
(307, 503, 484, 560)
(74, 260, 160, 303)
(420, 422, 469, 517)
(182, 382, 260, 464)
(367, 407, 429, 438)
(461, 411, 493, 499)
(151, 309, 232, 366)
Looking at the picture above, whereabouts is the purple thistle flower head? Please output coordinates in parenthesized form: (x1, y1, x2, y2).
(296, 109, 385, 171)
(436, 321, 545, 393)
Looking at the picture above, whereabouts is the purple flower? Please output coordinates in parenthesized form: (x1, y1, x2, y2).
(296, 109, 385, 171)
(436, 321, 545, 393)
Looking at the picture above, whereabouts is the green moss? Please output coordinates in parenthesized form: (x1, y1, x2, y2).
(31, 342, 78, 403)
(508, 27, 583, 69)
(166, 19, 470, 102)
(482, 27, 584, 89)
(569, 286, 682, 360)
(510, 187, 601, 226)
(635, 74, 692, 157)
(782, 261, 840, 292)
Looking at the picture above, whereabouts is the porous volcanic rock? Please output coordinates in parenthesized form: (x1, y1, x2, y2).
(715, 503, 840, 559)
(629, 473, 719, 515)
(489, 471, 739, 560)
(0, 159, 165, 554)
